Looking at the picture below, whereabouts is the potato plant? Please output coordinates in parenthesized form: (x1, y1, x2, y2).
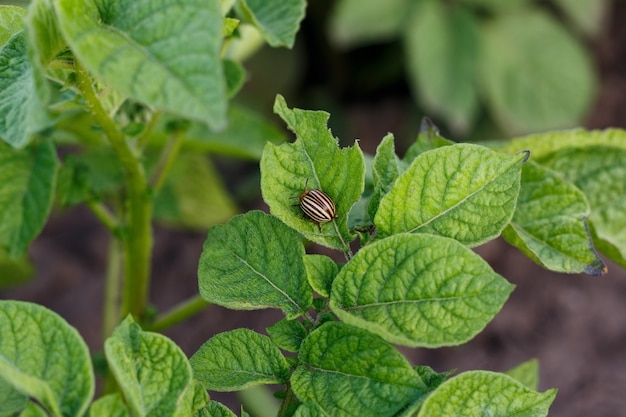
(0, 1, 624, 417)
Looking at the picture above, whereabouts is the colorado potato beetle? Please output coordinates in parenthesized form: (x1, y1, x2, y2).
(296, 180, 337, 230)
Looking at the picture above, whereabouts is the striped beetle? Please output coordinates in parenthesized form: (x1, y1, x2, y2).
(296, 179, 337, 231)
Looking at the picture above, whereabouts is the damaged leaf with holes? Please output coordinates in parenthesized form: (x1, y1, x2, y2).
(260, 95, 365, 252)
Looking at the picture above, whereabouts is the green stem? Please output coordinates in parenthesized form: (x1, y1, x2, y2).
(75, 61, 153, 321)
(150, 128, 185, 193)
(303, 311, 315, 325)
(48, 60, 74, 71)
(86, 200, 119, 234)
(137, 110, 163, 150)
(147, 295, 209, 332)
(332, 220, 352, 260)
(102, 236, 124, 338)
(277, 383, 299, 417)
(102, 236, 123, 394)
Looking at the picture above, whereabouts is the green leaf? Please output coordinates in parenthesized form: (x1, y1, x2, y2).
(553, 0, 609, 36)
(506, 359, 539, 390)
(190, 380, 210, 413)
(368, 133, 399, 221)
(346, 152, 374, 232)
(480, 10, 596, 135)
(222, 23, 265, 62)
(24, 0, 68, 108)
(89, 394, 130, 417)
(49, 110, 105, 147)
(291, 322, 427, 417)
(311, 298, 327, 313)
(292, 403, 325, 417)
(150, 105, 287, 160)
(191, 329, 290, 391)
(328, 0, 407, 47)
(460, 0, 532, 9)
(403, 117, 454, 163)
(372, 133, 400, 191)
(223, 17, 239, 37)
(399, 366, 454, 417)
(195, 401, 237, 417)
(266, 318, 307, 352)
(347, 189, 373, 231)
(24, 0, 65, 66)
(105, 316, 196, 417)
(153, 153, 237, 230)
(56, 154, 91, 207)
(497, 128, 626, 158)
(57, 149, 124, 205)
(197, 210, 312, 319)
(374, 143, 526, 246)
(235, 0, 305, 48)
(0, 140, 57, 257)
(303, 254, 338, 298)
(418, 371, 556, 417)
(405, 0, 480, 133)
(0, 300, 94, 417)
(540, 146, 626, 269)
(502, 162, 606, 275)
(261, 95, 365, 251)
(330, 234, 514, 347)
(398, 366, 456, 416)
(0, 248, 34, 289)
(414, 366, 453, 391)
(0, 6, 26, 45)
(223, 59, 245, 98)
(14, 402, 48, 417)
(0, 386, 27, 416)
(495, 129, 626, 268)
(55, 0, 227, 129)
(0, 26, 51, 147)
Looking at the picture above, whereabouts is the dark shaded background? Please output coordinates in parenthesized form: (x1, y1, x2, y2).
(3, 1, 626, 416)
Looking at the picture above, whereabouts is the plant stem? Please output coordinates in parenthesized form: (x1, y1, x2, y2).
(137, 110, 163, 150)
(102, 235, 123, 395)
(75, 61, 153, 321)
(147, 295, 209, 332)
(150, 128, 185, 193)
(86, 200, 119, 234)
(277, 383, 299, 417)
(102, 237, 124, 339)
(332, 220, 353, 260)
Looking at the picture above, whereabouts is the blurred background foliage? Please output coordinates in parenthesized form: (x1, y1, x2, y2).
(2, 0, 612, 223)
(0, 0, 613, 279)
(232, 0, 609, 150)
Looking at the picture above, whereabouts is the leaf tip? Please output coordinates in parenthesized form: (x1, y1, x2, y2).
(273, 94, 287, 114)
(584, 260, 608, 276)
(519, 149, 531, 163)
(582, 215, 608, 276)
(420, 116, 439, 136)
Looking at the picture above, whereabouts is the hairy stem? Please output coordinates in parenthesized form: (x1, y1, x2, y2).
(75, 61, 153, 321)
